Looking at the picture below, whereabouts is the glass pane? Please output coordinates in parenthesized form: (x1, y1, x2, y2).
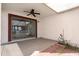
(12, 17, 36, 40)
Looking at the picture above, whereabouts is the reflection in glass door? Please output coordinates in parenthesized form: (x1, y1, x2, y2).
(12, 17, 37, 40)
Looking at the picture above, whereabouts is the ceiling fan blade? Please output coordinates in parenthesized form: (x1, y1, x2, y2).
(34, 13, 40, 15)
(32, 14, 36, 17)
(24, 11, 30, 13)
(27, 13, 31, 16)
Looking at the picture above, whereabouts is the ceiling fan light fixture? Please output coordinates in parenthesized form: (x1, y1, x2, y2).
(24, 9, 40, 17)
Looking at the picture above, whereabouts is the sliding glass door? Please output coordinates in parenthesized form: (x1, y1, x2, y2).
(8, 14, 37, 41)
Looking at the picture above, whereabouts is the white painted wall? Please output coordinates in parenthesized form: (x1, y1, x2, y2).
(39, 7, 79, 47)
(0, 3, 1, 45)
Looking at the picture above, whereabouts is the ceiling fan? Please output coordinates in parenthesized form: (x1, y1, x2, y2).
(24, 9, 40, 17)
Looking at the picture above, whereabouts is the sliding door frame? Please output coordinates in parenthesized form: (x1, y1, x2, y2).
(8, 14, 37, 42)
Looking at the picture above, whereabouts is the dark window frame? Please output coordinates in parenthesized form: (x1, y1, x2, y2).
(8, 14, 37, 42)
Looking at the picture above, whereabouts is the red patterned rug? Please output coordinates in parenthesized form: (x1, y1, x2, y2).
(41, 43, 79, 53)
